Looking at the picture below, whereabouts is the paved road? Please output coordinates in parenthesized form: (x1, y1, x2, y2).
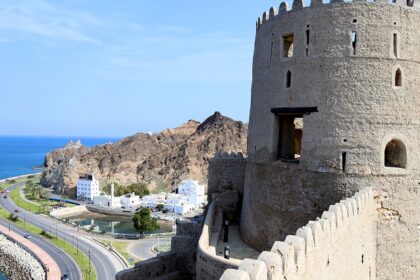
(1, 185, 125, 280)
(126, 238, 171, 260)
(0, 217, 81, 280)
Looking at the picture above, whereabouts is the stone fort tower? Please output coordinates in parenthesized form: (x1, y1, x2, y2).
(207, 0, 419, 279)
(116, 1, 420, 279)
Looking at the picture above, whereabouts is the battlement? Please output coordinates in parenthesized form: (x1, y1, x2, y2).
(213, 151, 245, 160)
(257, 0, 419, 30)
(221, 187, 377, 280)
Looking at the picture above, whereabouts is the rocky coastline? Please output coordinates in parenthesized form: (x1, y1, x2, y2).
(41, 112, 248, 197)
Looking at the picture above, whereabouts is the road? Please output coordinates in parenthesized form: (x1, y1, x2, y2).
(0, 217, 81, 280)
(126, 238, 171, 260)
(1, 184, 125, 280)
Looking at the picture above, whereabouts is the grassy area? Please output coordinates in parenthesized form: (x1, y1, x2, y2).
(9, 188, 46, 214)
(10, 188, 40, 212)
(8, 180, 74, 215)
(98, 239, 139, 266)
(0, 206, 96, 280)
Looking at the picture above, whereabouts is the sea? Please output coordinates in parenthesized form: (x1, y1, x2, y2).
(0, 136, 120, 180)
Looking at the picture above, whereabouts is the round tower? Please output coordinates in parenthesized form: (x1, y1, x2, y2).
(240, 0, 419, 278)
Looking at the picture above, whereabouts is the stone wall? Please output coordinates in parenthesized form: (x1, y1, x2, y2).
(196, 201, 240, 280)
(50, 205, 88, 218)
(242, 0, 420, 278)
(116, 218, 203, 280)
(0, 234, 46, 280)
(208, 152, 246, 200)
(222, 188, 377, 280)
(116, 252, 178, 280)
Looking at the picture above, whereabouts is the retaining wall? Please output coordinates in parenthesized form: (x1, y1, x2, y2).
(50, 205, 88, 218)
(0, 234, 45, 280)
(196, 201, 240, 280)
(221, 188, 377, 280)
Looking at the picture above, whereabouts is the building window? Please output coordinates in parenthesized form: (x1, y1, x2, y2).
(385, 139, 407, 168)
(393, 33, 398, 58)
(271, 107, 318, 163)
(351, 31, 357, 55)
(286, 71, 292, 88)
(305, 29, 310, 57)
(269, 33, 275, 63)
(395, 68, 402, 87)
(283, 34, 294, 57)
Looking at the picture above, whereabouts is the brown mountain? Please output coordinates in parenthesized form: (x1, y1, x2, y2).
(41, 112, 248, 197)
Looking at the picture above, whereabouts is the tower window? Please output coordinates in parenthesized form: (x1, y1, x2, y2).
(351, 31, 357, 55)
(276, 117, 303, 161)
(283, 34, 294, 57)
(385, 139, 407, 168)
(393, 33, 398, 58)
(270, 41, 274, 63)
(395, 68, 402, 87)
(269, 33, 274, 63)
(286, 71, 292, 88)
(271, 107, 318, 162)
(305, 30, 310, 57)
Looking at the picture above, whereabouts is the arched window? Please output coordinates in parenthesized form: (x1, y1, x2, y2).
(395, 68, 402, 87)
(384, 139, 407, 168)
(286, 71, 292, 88)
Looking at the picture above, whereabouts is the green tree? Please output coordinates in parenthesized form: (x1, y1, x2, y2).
(132, 207, 159, 234)
(40, 188, 51, 200)
(156, 204, 164, 212)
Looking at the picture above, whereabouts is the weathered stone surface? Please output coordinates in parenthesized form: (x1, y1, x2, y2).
(220, 269, 250, 280)
(41, 112, 247, 196)
(239, 2, 419, 279)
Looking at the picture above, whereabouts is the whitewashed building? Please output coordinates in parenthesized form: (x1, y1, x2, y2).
(177, 180, 207, 208)
(121, 193, 140, 209)
(164, 193, 195, 215)
(93, 183, 122, 208)
(77, 174, 100, 201)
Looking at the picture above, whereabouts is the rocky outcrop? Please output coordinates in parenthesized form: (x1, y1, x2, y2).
(41, 112, 247, 196)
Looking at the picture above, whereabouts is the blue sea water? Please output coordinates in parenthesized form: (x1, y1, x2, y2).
(0, 271, 7, 280)
(0, 136, 120, 180)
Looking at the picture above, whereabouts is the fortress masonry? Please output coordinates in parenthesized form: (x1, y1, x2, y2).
(209, 0, 420, 279)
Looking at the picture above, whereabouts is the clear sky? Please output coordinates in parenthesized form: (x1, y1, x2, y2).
(0, 0, 292, 137)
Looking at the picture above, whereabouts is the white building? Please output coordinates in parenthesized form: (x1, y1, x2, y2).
(121, 193, 140, 209)
(141, 193, 166, 209)
(93, 183, 139, 209)
(164, 193, 195, 215)
(177, 180, 207, 208)
(77, 174, 100, 201)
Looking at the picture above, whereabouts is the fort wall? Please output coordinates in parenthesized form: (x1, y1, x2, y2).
(196, 200, 240, 280)
(223, 188, 377, 280)
(208, 152, 246, 200)
(241, 0, 420, 278)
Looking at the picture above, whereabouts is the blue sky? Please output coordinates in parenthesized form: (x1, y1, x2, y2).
(0, 0, 290, 137)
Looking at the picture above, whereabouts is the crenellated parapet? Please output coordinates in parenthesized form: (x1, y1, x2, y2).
(256, 0, 419, 30)
(221, 188, 377, 280)
(214, 151, 245, 160)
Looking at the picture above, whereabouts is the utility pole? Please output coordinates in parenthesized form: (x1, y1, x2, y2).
(88, 250, 91, 280)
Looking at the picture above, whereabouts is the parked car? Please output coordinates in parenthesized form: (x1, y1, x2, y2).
(24, 234, 31, 239)
(61, 274, 69, 280)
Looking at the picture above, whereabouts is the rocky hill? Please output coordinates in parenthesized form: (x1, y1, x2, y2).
(41, 112, 248, 197)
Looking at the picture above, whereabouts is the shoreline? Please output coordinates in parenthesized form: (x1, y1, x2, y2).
(0, 172, 42, 183)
